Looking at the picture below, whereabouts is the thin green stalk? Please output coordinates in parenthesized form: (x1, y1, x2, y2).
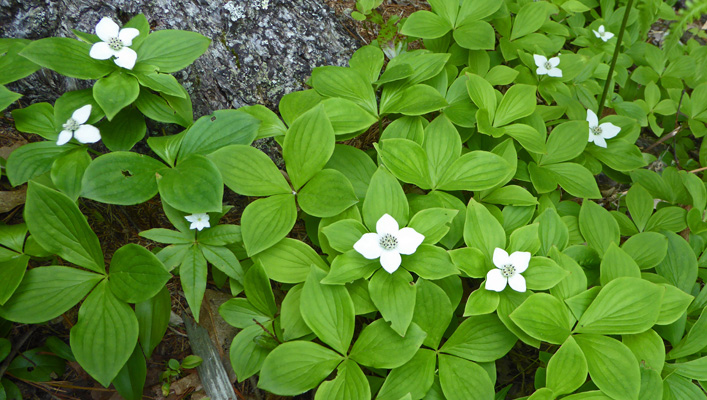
(597, 0, 635, 117)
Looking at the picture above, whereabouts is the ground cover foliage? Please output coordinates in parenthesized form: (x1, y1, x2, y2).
(1, 0, 707, 398)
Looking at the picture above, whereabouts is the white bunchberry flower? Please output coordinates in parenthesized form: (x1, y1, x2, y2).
(57, 105, 101, 146)
(486, 248, 530, 293)
(89, 17, 140, 70)
(353, 214, 425, 274)
(185, 213, 210, 231)
(593, 25, 615, 42)
(586, 109, 621, 148)
(534, 54, 563, 78)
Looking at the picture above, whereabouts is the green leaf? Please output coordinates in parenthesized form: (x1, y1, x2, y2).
(645, 207, 687, 232)
(437, 151, 512, 191)
(438, 354, 495, 400)
(599, 243, 641, 285)
(255, 238, 328, 284)
(538, 208, 569, 255)
(453, 20, 496, 50)
(230, 324, 272, 382)
(348, 45, 384, 83)
(668, 307, 707, 359)
(113, 345, 146, 400)
(158, 154, 223, 213)
(369, 269, 417, 336)
(381, 84, 448, 116)
(440, 314, 516, 362)
(178, 110, 260, 160)
(524, 256, 568, 291)
(576, 277, 663, 335)
(93, 71, 140, 120)
(400, 10, 452, 39)
(50, 147, 91, 200)
(587, 140, 646, 172)
(321, 97, 377, 138)
(19, 38, 114, 79)
(300, 267, 355, 354)
(11, 102, 55, 138)
(376, 349, 436, 400)
(314, 359, 371, 400)
(362, 166, 409, 230)
(376, 139, 431, 189)
(70, 281, 138, 387)
(546, 336, 588, 396)
(322, 250, 379, 285)
(540, 121, 590, 165)
(463, 198, 505, 262)
(408, 208, 458, 246)
(244, 261, 277, 318)
(208, 144, 290, 196)
(241, 194, 297, 256)
(483, 185, 538, 206)
(6, 141, 76, 187)
(0, 39, 41, 85)
(493, 84, 537, 127)
(201, 244, 243, 281)
(310, 66, 377, 115)
(197, 224, 241, 245)
(322, 219, 369, 254)
(5, 347, 65, 382)
(463, 288, 500, 315)
(621, 232, 668, 270)
(283, 105, 335, 190)
(139, 228, 192, 244)
(180, 245, 207, 322)
(622, 329, 665, 372)
(510, 293, 571, 344)
(404, 244, 459, 280)
(626, 184, 653, 232)
(108, 244, 171, 303)
(326, 145, 377, 200)
(663, 374, 705, 400)
(0, 85, 21, 111)
(656, 231, 697, 292)
(510, 2, 555, 40)
(258, 341, 342, 396)
(466, 73, 497, 121)
(578, 200, 620, 256)
(81, 152, 165, 205)
(412, 279, 453, 349)
(25, 181, 104, 273)
(0, 255, 29, 305)
(298, 169, 359, 218)
(574, 334, 640, 400)
(135, 286, 171, 358)
(218, 298, 271, 329)
(281, 284, 312, 341)
(0, 266, 102, 323)
(456, 0, 502, 25)
(98, 107, 146, 151)
(349, 319, 426, 369)
(656, 284, 693, 325)
(136, 30, 210, 73)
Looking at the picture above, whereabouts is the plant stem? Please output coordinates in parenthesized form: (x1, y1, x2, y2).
(597, 0, 635, 117)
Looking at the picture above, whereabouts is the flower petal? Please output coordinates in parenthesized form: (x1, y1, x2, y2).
(586, 109, 599, 127)
(376, 213, 399, 236)
(485, 269, 507, 292)
(95, 17, 120, 42)
(71, 104, 92, 124)
(533, 54, 547, 68)
(547, 67, 563, 78)
(184, 214, 198, 223)
(508, 274, 526, 292)
(113, 47, 137, 70)
(119, 28, 140, 46)
(56, 130, 73, 146)
(599, 122, 621, 139)
(380, 251, 401, 273)
(592, 135, 607, 148)
(509, 251, 531, 273)
(195, 220, 210, 231)
(536, 67, 548, 76)
(593, 29, 601, 38)
(354, 233, 383, 259)
(548, 57, 561, 67)
(587, 132, 595, 144)
(603, 32, 614, 41)
(492, 247, 510, 268)
(73, 125, 101, 143)
(396, 227, 425, 255)
(89, 41, 114, 60)
(598, 25, 606, 34)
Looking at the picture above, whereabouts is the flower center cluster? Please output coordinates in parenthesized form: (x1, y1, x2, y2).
(500, 264, 516, 278)
(379, 233, 398, 250)
(591, 125, 603, 136)
(108, 37, 123, 51)
(544, 61, 553, 69)
(63, 118, 80, 132)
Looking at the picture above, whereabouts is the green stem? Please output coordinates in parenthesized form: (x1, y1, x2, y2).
(597, 0, 635, 117)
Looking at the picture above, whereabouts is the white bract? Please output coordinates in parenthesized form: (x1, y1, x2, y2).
(586, 109, 621, 148)
(486, 248, 530, 293)
(89, 17, 140, 70)
(593, 25, 615, 42)
(353, 213, 425, 274)
(534, 55, 563, 78)
(185, 213, 210, 231)
(57, 105, 101, 146)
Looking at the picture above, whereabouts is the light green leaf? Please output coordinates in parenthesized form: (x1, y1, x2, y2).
(453, 20, 496, 50)
(463, 198, 505, 262)
(404, 244, 459, 280)
(218, 298, 271, 329)
(283, 105, 335, 190)
(599, 243, 641, 285)
(437, 151, 512, 191)
(241, 194, 297, 257)
(208, 144, 290, 196)
(362, 166, 409, 230)
(81, 152, 165, 205)
(440, 314, 516, 362)
(298, 169, 358, 218)
(369, 269, 417, 336)
(19, 38, 114, 79)
(574, 334, 640, 400)
(108, 244, 171, 303)
(376, 349, 436, 400)
(135, 287, 171, 358)
(281, 284, 312, 341)
(656, 231, 697, 292)
(6, 141, 76, 187)
(230, 324, 272, 382)
(510, 2, 556, 40)
(540, 121, 590, 165)
(180, 245, 207, 322)
(254, 238, 329, 284)
(578, 200, 620, 256)
(310, 66, 377, 115)
(546, 336, 588, 396)
(376, 139, 431, 188)
(244, 261, 277, 318)
(178, 110, 259, 160)
(438, 354, 495, 400)
(93, 71, 140, 120)
(412, 279, 454, 349)
(314, 360, 371, 400)
(510, 293, 571, 344)
(622, 329, 665, 372)
(50, 147, 91, 200)
(158, 154, 223, 213)
(493, 84, 537, 127)
(400, 11, 452, 39)
(349, 319, 426, 369)
(136, 30, 210, 73)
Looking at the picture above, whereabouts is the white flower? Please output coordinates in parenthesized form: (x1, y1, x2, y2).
(353, 214, 425, 274)
(586, 109, 621, 148)
(593, 25, 615, 42)
(485, 248, 530, 293)
(534, 54, 563, 78)
(185, 213, 210, 231)
(57, 105, 101, 146)
(89, 17, 140, 70)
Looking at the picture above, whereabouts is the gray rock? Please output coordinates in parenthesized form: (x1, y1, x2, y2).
(0, 0, 358, 118)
